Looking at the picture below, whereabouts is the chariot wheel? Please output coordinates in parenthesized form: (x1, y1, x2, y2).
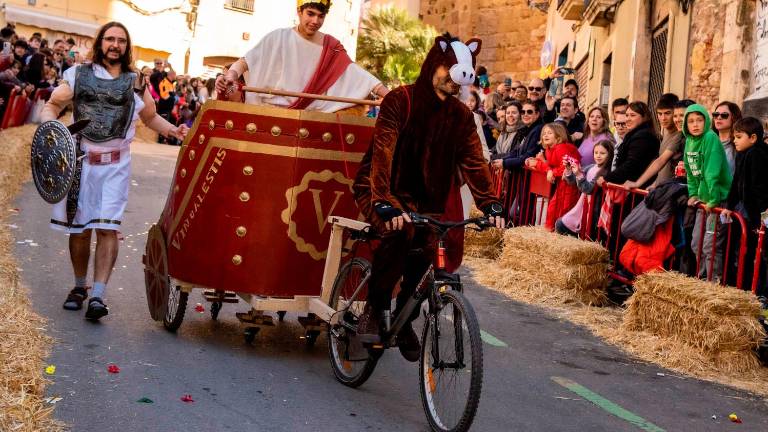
(163, 280, 188, 332)
(144, 224, 170, 322)
(144, 224, 187, 332)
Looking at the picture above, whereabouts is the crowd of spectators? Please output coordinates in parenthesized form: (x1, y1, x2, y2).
(0, 24, 216, 140)
(141, 59, 215, 145)
(466, 65, 768, 300)
(0, 24, 82, 121)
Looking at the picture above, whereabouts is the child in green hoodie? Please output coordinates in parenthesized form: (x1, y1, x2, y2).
(684, 104, 733, 281)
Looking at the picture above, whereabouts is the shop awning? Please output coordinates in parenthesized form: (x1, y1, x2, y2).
(2, 3, 100, 37)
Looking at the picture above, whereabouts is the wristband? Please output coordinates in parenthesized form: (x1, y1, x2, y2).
(482, 203, 503, 218)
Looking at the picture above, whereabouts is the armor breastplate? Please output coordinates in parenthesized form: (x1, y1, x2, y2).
(73, 64, 136, 143)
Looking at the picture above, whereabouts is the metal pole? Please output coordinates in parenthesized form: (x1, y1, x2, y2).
(241, 86, 383, 106)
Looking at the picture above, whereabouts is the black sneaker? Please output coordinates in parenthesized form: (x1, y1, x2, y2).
(397, 323, 421, 362)
(63, 287, 89, 311)
(85, 297, 109, 321)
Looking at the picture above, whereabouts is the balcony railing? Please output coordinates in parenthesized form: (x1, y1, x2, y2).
(225, 0, 254, 13)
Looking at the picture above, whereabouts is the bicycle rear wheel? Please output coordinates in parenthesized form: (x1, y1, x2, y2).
(420, 290, 483, 432)
(327, 258, 380, 387)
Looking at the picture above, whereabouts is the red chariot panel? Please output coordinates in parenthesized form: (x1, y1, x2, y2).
(157, 101, 374, 297)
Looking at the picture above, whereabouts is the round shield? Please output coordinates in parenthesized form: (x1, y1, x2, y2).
(31, 120, 77, 204)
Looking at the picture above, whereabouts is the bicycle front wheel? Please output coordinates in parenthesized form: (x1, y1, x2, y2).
(327, 258, 380, 388)
(420, 290, 483, 432)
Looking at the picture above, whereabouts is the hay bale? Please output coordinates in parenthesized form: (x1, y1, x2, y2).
(472, 260, 608, 306)
(501, 226, 608, 266)
(622, 272, 766, 373)
(464, 227, 504, 259)
(495, 227, 610, 305)
(463, 206, 504, 259)
(501, 247, 608, 292)
(629, 271, 760, 317)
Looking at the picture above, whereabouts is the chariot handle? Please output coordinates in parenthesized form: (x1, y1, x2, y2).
(241, 86, 382, 107)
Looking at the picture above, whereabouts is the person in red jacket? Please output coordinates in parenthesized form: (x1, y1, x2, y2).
(526, 122, 581, 230)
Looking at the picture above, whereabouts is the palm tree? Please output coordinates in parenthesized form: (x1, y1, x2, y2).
(358, 6, 438, 86)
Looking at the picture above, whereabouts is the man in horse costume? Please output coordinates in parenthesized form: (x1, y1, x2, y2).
(353, 34, 505, 361)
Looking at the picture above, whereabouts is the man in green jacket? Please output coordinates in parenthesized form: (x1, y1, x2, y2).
(684, 104, 733, 281)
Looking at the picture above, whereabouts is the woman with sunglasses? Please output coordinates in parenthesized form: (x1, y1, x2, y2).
(491, 100, 545, 223)
(492, 100, 544, 170)
(712, 101, 742, 176)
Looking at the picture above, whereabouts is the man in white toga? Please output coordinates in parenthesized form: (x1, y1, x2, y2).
(215, 0, 388, 113)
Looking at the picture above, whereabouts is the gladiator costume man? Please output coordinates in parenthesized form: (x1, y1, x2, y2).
(215, 0, 389, 113)
(41, 22, 188, 320)
(353, 35, 504, 361)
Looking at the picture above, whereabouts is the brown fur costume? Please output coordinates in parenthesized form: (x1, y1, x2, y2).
(353, 35, 499, 314)
(354, 36, 497, 224)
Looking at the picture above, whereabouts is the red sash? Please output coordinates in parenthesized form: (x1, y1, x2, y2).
(288, 34, 352, 109)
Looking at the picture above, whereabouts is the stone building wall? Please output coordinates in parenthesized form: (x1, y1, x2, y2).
(420, 0, 548, 81)
(687, 0, 755, 109)
(686, 0, 726, 108)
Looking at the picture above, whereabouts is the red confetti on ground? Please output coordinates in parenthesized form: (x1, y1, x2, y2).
(194, 304, 204, 313)
(181, 394, 194, 403)
(107, 364, 120, 374)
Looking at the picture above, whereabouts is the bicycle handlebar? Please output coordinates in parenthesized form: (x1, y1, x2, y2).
(408, 212, 495, 233)
(347, 213, 496, 243)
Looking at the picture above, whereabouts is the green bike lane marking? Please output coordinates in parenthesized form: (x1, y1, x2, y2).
(479, 329, 508, 347)
(551, 376, 666, 432)
(469, 306, 664, 429)
(442, 313, 507, 347)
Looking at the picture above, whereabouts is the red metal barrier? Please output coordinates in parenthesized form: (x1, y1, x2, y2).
(0, 88, 30, 129)
(0, 87, 19, 129)
(753, 224, 765, 296)
(490, 165, 505, 198)
(593, 183, 749, 290)
(32, 87, 52, 102)
(493, 169, 759, 293)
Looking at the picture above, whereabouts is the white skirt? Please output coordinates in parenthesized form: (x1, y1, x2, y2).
(50, 149, 131, 234)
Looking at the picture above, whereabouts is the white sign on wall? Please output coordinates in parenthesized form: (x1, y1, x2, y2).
(752, 0, 768, 97)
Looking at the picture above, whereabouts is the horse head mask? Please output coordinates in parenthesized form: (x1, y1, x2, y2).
(416, 33, 482, 91)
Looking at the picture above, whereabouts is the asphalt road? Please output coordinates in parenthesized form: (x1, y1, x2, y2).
(11, 140, 768, 432)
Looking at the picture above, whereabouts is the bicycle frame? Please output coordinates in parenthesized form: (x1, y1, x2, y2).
(338, 213, 488, 351)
